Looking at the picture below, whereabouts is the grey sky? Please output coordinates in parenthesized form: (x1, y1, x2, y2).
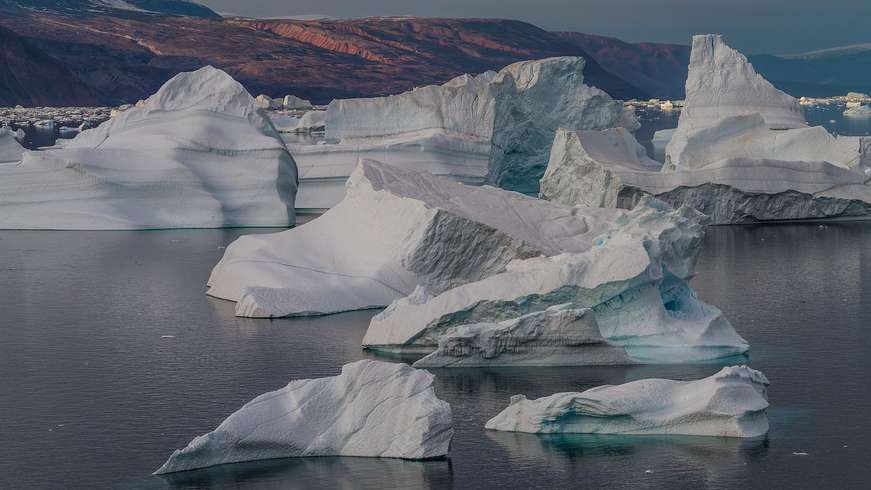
(198, 0, 870, 54)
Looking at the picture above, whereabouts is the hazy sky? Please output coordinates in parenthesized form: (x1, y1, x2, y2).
(199, 0, 870, 54)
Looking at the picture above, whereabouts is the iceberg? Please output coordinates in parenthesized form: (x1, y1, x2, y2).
(292, 56, 635, 213)
(675, 34, 805, 132)
(0, 127, 24, 164)
(485, 365, 769, 438)
(208, 159, 624, 317)
(269, 110, 326, 133)
(282, 94, 313, 110)
(154, 360, 453, 474)
(539, 35, 871, 224)
(844, 105, 871, 118)
(540, 128, 871, 224)
(0, 66, 297, 230)
(363, 196, 749, 364)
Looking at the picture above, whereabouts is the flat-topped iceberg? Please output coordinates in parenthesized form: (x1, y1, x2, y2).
(292, 56, 636, 213)
(0, 127, 24, 164)
(485, 365, 769, 437)
(0, 66, 297, 230)
(154, 360, 453, 475)
(209, 159, 624, 317)
(363, 197, 749, 364)
(540, 35, 871, 224)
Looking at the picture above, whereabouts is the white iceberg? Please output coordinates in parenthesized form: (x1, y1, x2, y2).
(208, 159, 624, 317)
(282, 94, 313, 110)
(485, 365, 769, 438)
(540, 35, 871, 224)
(844, 105, 871, 118)
(0, 127, 24, 164)
(540, 127, 871, 224)
(292, 56, 636, 213)
(363, 197, 749, 364)
(269, 110, 326, 133)
(154, 360, 453, 474)
(675, 34, 805, 133)
(0, 66, 297, 230)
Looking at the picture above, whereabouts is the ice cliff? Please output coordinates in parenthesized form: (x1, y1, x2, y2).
(540, 35, 871, 224)
(291, 56, 635, 214)
(0, 66, 297, 230)
(208, 159, 624, 317)
(154, 360, 452, 474)
(485, 366, 769, 438)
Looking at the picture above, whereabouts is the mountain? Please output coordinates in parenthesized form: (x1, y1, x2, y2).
(749, 45, 871, 97)
(0, 0, 220, 18)
(0, 24, 105, 106)
(556, 32, 690, 99)
(0, 5, 647, 106)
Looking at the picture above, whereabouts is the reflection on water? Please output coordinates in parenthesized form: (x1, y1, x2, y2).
(135, 457, 453, 490)
(1, 223, 870, 488)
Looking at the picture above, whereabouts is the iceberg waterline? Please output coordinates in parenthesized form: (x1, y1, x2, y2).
(0, 66, 298, 230)
(154, 360, 453, 474)
(485, 365, 770, 438)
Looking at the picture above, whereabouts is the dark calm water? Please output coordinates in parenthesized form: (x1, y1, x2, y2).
(1, 223, 870, 489)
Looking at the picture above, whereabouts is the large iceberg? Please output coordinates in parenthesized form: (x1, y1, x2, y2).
(0, 66, 297, 230)
(363, 196, 749, 364)
(154, 360, 453, 474)
(540, 127, 871, 224)
(540, 35, 871, 224)
(208, 159, 624, 317)
(292, 56, 636, 213)
(485, 365, 769, 437)
(0, 127, 24, 164)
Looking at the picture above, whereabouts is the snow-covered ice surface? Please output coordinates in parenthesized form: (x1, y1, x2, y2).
(208, 159, 624, 317)
(541, 35, 871, 224)
(485, 365, 769, 437)
(0, 67, 297, 229)
(154, 360, 453, 474)
(0, 67, 297, 230)
(0, 128, 24, 164)
(364, 196, 749, 364)
(291, 56, 635, 213)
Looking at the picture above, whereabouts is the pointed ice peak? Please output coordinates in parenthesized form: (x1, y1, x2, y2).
(679, 34, 806, 130)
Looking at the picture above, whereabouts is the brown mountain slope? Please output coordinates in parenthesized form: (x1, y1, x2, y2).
(557, 32, 690, 100)
(0, 10, 648, 105)
(0, 24, 104, 106)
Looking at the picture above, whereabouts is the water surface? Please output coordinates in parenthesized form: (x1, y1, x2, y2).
(1, 223, 870, 489)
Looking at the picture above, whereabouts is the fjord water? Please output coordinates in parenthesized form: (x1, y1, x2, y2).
(0, 223, 869, 489)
